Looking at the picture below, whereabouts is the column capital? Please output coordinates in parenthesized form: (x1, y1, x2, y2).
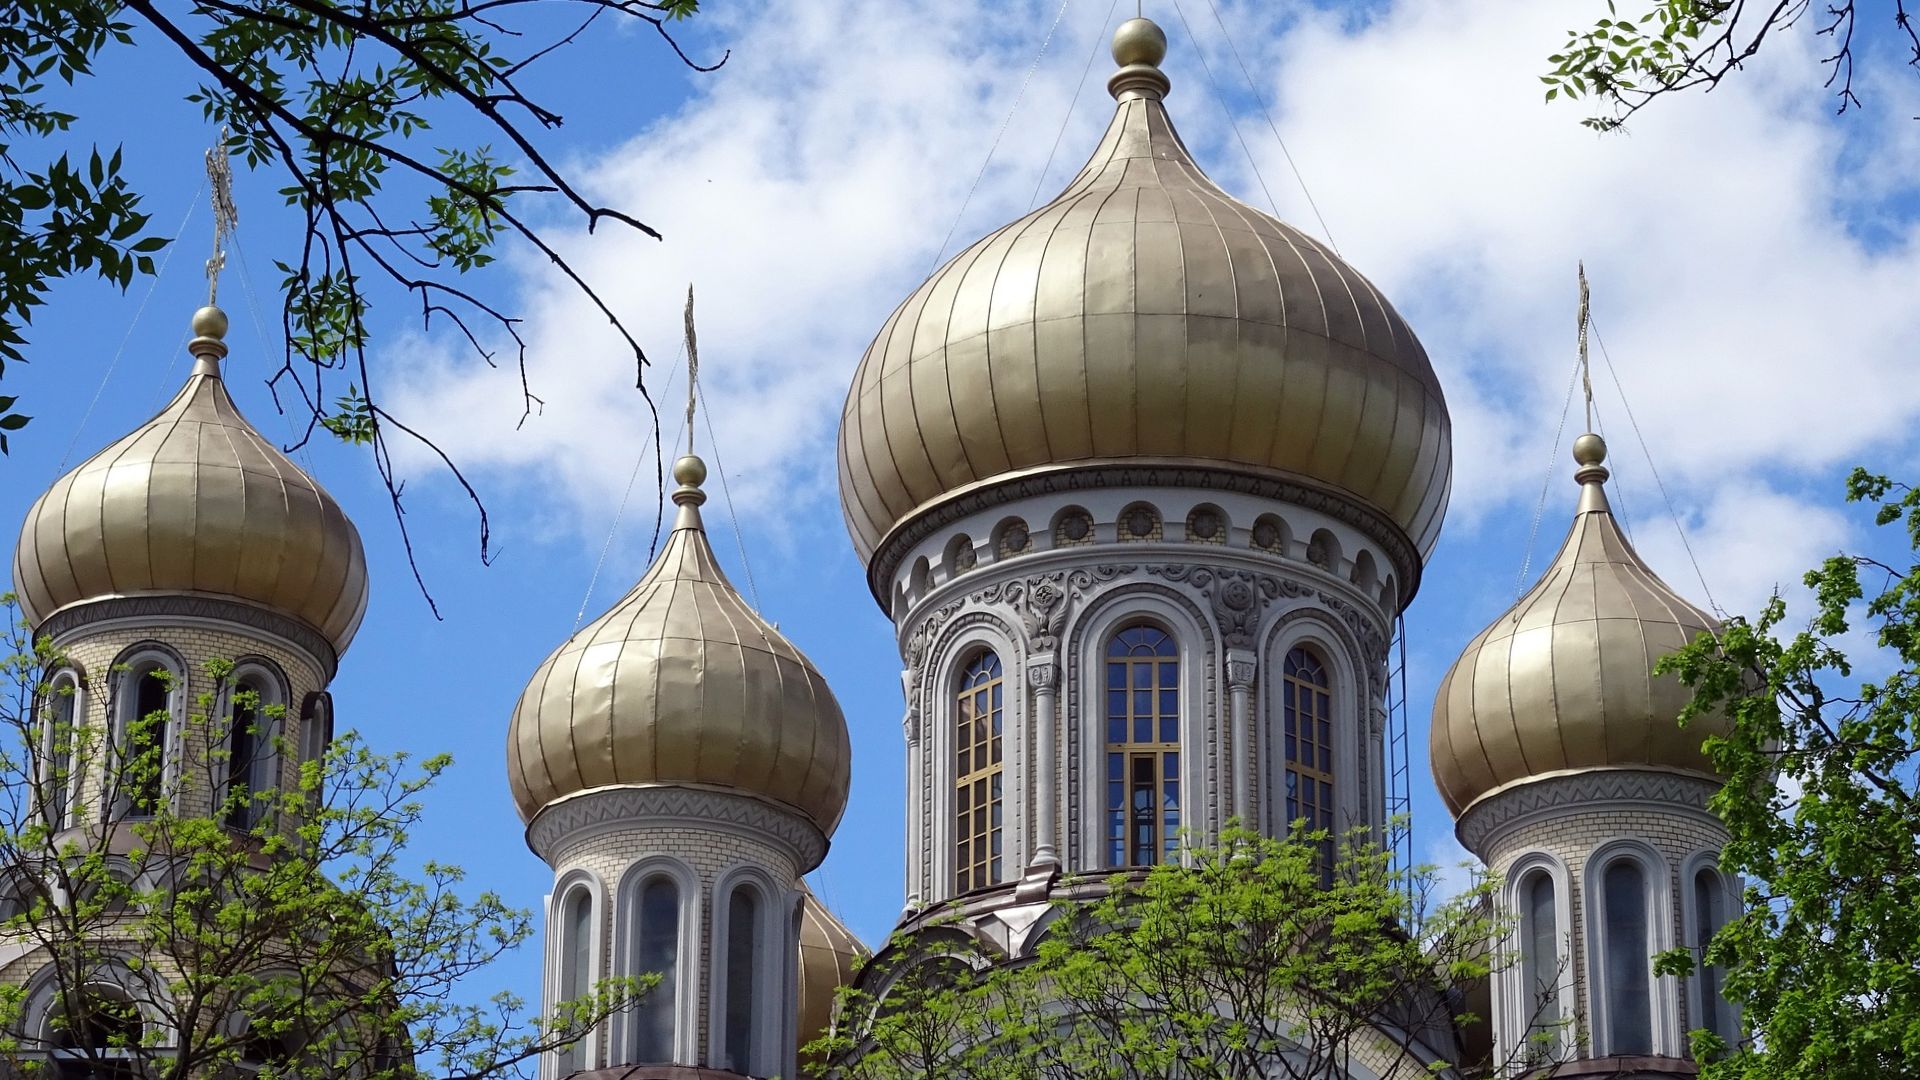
(1226, 648, 1258, 690)
(1027, 654, 1059, 690)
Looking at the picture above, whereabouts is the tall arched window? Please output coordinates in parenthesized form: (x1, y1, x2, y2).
(722, 885, 761, 1074)
(224, 672, 280, 831)
(41, 675, 78, 830)
(554, 886, 595, 1076)
(1105, 625, 1180, 866)
(1519, 870, 1563, 1051)
(1693, 867, 1736, 1047)
(955, 652, 1004, 892)
(1600, 858, 1654, 1055)
(630, 876, 680, 1063)
(1282, 648, 1334, 850)
(115, 660, 175, 818)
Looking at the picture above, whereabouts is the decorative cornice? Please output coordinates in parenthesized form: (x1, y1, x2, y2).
(1456, 768, 1725, 854)
(526, 784, 828, 872)
(867, 462, 1422, 612)
(39, 594, 338, 678)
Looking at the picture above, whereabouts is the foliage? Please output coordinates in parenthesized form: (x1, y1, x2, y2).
(0, 597, 650, 1080)
(818, 826, 1538, 1080)
(1545, 1, 1920, 130)
(1655, 469, 1920, 1078)
(2, 0, 716, 604)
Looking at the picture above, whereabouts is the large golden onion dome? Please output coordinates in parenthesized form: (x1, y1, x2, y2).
(1429, 434, 1729, 817)
(507, 455, 853, 833)
(838, 17, 1451, 575)
(796, 883, 867, 1070)
(10, 306, 369, 656)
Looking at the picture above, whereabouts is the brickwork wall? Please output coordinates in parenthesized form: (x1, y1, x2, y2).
(1479, 776, 1729, 1057)
(548, 815, 799, 1067)
(42, 619, 329, 834)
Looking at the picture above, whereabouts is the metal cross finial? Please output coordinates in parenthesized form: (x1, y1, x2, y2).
(683, 284, 699, 455)
(1576, 261, 1593, 432)
(204, 126, 238, 304)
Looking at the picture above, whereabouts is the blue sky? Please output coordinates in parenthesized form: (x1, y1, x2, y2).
(6, 0, 1920, 1015)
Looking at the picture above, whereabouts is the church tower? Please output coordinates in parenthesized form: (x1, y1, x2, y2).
(12, 302, 367, 852)
(837, 13, 1450, 953)
(1430, 434, 1738, 1076)
(507, 454, 861, 1080)
(5, 303, 371, 1064)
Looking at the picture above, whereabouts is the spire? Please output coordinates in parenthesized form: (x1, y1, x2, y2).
(1108, 16, 1170, 100)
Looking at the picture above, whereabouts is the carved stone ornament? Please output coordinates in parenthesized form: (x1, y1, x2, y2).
(1149, 565, 1305, 649)
(1062, 513, 1092, 541)
(866, 463, 1424, 611)
(1003, 522, 1030, 554)
(1189, 510, 1220, 541)
(955, 544, 978, 571)
(1027, 660, 1059, 691)
(1456, 769, 1723, 855)
(528, 785, 828, 870)
(1125, 507, 1156, 538)
(1316, 590, 1390, 671)
(1252, 520, 1281, 551)
(1226, 658, 1257, 688)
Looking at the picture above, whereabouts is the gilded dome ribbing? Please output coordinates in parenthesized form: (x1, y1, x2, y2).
(507, 456, 853, 833)
(1429, 435, 1729, 817)
(10, 306, 369, 655)
(838, 19, 1452, 569)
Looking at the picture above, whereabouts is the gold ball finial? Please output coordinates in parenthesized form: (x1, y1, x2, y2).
(1112, 17, 1167, 68)
(672, 454, 707, 488)
(192, 305, 229, 341)
(1572, 432, 1608, 468)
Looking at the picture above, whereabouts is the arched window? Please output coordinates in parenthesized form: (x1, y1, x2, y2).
(1282, 648, 1334, 857)
(43, 983, 147, 1080)
(554, 885, 595, 1075)
(1519, 870, 1563, 1051)
(224, 671, 281, 831)
(1600, 858, 1654, 1055)
(41, 674, 79, 830)
(954, 652, 1004, 892)
(630, 876, 680, 1063)
(721, 885, 762, 1073)
(114, 658, 176, 819)
(1692, 866, 1736, 1046)
(1105, 625, 1180, 866)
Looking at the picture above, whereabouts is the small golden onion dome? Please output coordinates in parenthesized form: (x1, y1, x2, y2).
(10, 306, 369, 655)
(796, 882, 868, 1071)
(507, 455, 853, 833)
(838, 16, 1451, 572)
(1429, 435, 1729, 817)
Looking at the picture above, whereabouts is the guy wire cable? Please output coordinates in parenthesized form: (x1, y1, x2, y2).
(1169, 0, 1285, 223)
(927, 0, 1078, 273)
(1589, 316, 1721, 615)
(1028, 0, 1123, 211)
(1199, 0, 1341, 252)
(61, 182, 204, 472)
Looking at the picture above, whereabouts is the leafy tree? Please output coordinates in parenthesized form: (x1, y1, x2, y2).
(1545, 1, 1920, 129)
(819, 826, 1556, 1080)
(1654, 469, 1920, 1079)
(2, 0, 716, 604)
(0, 597, 650, 1080)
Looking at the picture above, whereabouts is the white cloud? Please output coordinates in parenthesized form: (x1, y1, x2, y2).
(386, 0, 1920, 596)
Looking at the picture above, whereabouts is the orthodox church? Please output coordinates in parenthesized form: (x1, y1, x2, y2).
(7, 14, 1740, 1080)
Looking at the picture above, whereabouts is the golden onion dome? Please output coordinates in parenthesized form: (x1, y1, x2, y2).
(10, 306, 369, 656)
(507, 455, 853, 833)
(838, 17, 1451, 574)
(796, 882, 867, 1070)
(1429, 434, 1729, 817)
